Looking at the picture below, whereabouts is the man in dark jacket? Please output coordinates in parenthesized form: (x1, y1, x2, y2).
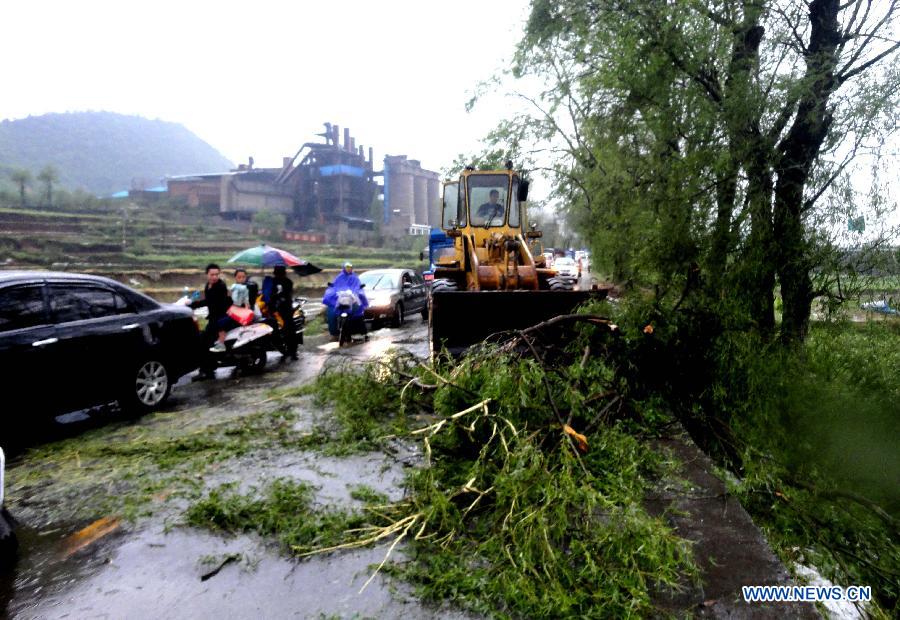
(191, 263, 232, 378)
(272, 265, 298, 360)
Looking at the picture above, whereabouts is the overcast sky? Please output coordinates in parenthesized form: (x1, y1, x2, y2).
(1, 0, 529, 174)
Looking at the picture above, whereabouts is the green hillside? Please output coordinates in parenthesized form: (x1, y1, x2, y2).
(0, 111, 233, 195)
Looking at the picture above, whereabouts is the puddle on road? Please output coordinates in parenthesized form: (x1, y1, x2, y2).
(6, 525, 464, 620)
(2, 320, 434, 619)
(314, 324, 429, 360)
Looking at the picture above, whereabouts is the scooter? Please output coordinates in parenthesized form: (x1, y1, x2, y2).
(324, 285, 368, 347)
(335, 289, 368, 347)
(178, 292, 307, 374)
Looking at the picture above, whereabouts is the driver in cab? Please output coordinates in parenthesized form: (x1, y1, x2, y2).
(476, 189, 505, 225)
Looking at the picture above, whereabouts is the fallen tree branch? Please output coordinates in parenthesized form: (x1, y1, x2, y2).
(790, 479, 897, 530)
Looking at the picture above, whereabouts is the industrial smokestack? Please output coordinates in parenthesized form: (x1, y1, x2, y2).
(368, 147, 373, 164)
(344, 127, 351, 152)
(358, 145, 364, 158)
(332, 125, 340, 148)
(324, 122, 332, 144)
(350, 137, 356, 153)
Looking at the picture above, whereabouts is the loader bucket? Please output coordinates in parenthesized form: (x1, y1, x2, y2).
(430, 289, 608, 357)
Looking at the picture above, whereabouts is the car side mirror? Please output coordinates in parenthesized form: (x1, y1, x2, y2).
(517, 180, 529, 202)
(327, 281, 333, 287)
(360, 283, 366, 289)
(403, 282, 412, 289)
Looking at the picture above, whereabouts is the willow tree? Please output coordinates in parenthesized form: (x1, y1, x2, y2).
(10, 168, 31, 208)
(489, 0, 900, 343)
(37, 165, 59, 207)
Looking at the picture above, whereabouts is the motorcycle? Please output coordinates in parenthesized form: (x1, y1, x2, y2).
(324, 284, 369, 347)
(177, 291, 307, 374)
(335, 289, 368, 346)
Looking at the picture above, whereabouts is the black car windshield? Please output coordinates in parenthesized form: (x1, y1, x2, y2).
(359, 271, 399, 290)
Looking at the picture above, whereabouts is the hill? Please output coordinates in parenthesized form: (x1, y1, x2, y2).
(0, 111, 233, 195)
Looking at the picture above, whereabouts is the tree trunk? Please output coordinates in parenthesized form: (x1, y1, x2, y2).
(707, 162, 737, 297)
(774, 169, 814, 342)
(744, 161, 776, 334)
(721, 5, 775, 332)
(774, 0, 841, 344)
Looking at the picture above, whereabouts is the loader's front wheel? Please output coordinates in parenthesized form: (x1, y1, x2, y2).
(430, 279, 458, 293)
(547, 277, 573, 291)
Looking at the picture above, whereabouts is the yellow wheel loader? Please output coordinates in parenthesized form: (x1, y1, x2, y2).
(429, 164, 607, 355)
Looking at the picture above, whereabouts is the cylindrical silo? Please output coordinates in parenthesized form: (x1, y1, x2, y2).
(427, 177, 439, 227)
(389, 167, 414, 227)
(413, 174, 428, 226)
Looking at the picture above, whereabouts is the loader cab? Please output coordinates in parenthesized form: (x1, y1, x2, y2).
(442, 169, 531, 233)
(442, 181, 461, 228)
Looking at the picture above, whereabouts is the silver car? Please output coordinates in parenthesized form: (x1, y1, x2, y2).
(553, 257, 579, 281)
(359, 269, 429, 327)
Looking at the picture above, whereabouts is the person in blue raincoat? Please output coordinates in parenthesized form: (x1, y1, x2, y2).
(323, 262, 368, 337)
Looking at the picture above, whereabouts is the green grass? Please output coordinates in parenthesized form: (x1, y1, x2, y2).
(6, 406, 325, 522)
(185, 479, 376, 555)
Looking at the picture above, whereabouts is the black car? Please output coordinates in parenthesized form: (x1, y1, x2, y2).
(1, 447, 15, 567)
(0, 272, 201, 444)
(359, 269, 428, 327)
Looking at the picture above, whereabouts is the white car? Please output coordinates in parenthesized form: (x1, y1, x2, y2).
(554, 257, 579, 280)
(1, 447, 16, 566)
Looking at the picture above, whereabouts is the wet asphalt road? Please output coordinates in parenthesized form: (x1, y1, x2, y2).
(0, 317, 451, 620)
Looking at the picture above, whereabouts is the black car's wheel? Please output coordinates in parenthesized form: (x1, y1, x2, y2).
(120, 358, 171, 414)
(392, 303, 404, 328)
(0, 508, 17, 570)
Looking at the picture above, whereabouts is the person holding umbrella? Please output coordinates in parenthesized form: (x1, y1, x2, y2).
(271, 265, 298, 360)
(227, 244, 322, 361)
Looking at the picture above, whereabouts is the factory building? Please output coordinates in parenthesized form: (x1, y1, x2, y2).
(166, 123, 439, 243)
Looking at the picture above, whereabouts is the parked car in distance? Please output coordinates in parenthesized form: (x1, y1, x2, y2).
(358, 269, 428, 327)
(553, 256, 579, 281)
(0, 271, 201, 446)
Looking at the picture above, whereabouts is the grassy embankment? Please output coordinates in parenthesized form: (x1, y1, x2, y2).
(0, 206, 424, 271)
(731, 320, 899, 617)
